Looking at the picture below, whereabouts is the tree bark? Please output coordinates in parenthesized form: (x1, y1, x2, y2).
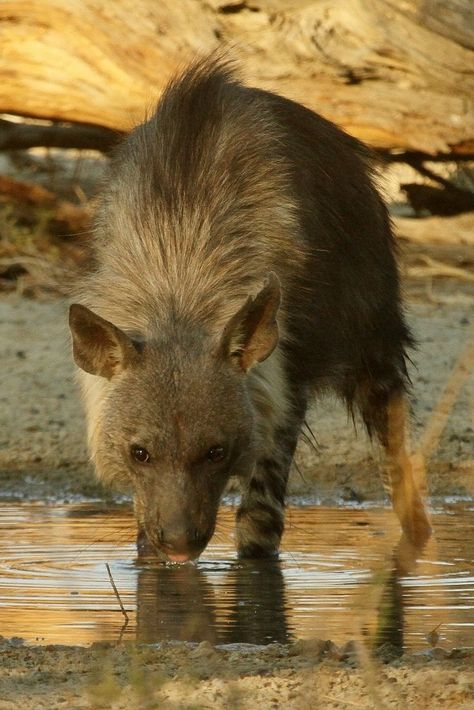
(0, 118, 120, 152)
(0, 0, 473, 154)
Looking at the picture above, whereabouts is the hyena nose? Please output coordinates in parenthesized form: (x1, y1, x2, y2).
(158, 526, 207, 560)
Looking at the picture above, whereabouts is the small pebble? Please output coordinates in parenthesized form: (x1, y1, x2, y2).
(190, 640, 216, 659)
(288, 639, 327, 659)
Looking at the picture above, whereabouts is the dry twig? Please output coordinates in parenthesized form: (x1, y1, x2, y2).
(406, 256, 474, 282)
(105, 562, 129, 623)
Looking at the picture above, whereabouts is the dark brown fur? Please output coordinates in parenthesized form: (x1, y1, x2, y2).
(69, 58, 430, 562)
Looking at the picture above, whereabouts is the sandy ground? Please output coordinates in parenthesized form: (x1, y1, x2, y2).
(0, 285, 472, 503)
(0, 638, 473, 710)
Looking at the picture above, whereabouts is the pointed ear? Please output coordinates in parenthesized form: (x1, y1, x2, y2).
(69, 304, 140, 379)
(220, 272, 281, 372)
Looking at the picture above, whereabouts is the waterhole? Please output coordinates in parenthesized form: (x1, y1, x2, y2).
(0, 503, 472, 650)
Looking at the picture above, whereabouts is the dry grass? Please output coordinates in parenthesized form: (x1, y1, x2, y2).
(0, 195, 91, 296)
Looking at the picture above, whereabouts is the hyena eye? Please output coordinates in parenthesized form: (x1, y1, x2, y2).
(206, 446, 225, 464)
(131, 445, 151, 463)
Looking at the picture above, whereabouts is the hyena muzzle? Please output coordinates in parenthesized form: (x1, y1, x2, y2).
(69, 58, 431, 563)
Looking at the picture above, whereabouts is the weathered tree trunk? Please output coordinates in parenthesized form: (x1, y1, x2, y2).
(0, 0, 473, 154)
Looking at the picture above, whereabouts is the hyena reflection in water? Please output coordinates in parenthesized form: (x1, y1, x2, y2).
(136, 560, 289, 645)
(69, 58, 431, 563)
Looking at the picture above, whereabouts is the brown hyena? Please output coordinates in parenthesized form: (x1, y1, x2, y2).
(69, 58, 431, 562)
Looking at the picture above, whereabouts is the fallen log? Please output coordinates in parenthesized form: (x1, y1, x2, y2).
(0, 118, 120, 153)
(0, 0, 472, 154)
(394, 212, 474, 246)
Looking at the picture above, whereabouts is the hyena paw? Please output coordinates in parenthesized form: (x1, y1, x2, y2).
(403, 499, 432, 547)
(236, 504, 283, 559)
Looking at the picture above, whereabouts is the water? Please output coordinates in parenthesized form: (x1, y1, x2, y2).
(0, 502, 472, 650)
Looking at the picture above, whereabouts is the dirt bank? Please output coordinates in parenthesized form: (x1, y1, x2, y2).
(0, 638, 472, 710)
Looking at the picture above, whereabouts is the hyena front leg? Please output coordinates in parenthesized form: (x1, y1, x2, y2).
(236, 394, 307, 558)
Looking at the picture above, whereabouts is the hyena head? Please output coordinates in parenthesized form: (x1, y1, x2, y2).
(69, 274, 280, 562)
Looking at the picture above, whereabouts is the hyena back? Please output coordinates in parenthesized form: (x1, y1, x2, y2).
(69, 59, 431, 562)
